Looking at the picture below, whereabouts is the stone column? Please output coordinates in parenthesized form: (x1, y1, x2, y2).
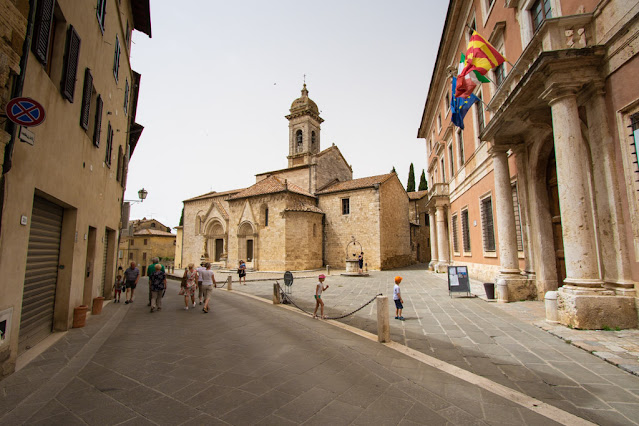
(542, 86, 636, 329)
(512, 146, 535, 278)
(585, 85, 635, 293)
(545, 88, 602, 288)
(428, 210, 438, 270)
(435, 205, 449, 273)
(492, 147, 531, 302)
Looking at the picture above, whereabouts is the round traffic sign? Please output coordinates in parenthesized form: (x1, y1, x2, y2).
(5, 97, 46, 127)
(283, 271, 293, 287)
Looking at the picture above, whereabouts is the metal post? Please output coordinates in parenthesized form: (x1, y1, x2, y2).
(273, 283, 281, 304)
(227, 275, 232, 291)
(376, 296, 390, 343)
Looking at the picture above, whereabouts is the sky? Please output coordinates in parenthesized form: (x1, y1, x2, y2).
(125, 0, 449, 229)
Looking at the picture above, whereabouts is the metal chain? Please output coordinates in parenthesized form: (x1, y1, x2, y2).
(277, 283, 382, 320)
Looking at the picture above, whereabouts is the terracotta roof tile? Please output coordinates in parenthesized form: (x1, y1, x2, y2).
(229, 176, 314, 200)
(133, 229, 175, 237)
(184, 188, 244, 202)
(316, 173, 396, 194)
(284, 201, 324, 214)
(408, 190, 429, 200)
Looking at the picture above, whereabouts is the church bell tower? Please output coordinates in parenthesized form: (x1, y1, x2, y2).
(285, 84, 324, 167)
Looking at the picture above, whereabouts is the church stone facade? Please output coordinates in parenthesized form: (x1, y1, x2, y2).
(181, 85, 418, 271)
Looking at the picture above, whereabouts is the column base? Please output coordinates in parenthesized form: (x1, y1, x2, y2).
(435, 262, 449, 273)
(428, 260, 437, 271)
(557, 286, 638, 330)
(495, 274, 535, 303)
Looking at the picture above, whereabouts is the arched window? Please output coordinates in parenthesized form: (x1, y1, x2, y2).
(264, 208, 269, 227)
(296, 130, 303, 152)
(195, 216, 201, 234)
(313, 223, 316, 237)
(311, 131, 316, 147)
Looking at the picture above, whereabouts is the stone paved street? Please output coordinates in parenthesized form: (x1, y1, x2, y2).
(232, 265, 639, 425)
(1, 267, 638, 425)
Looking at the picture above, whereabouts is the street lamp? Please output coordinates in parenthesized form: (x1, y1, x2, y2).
(124, 188, 148, 204)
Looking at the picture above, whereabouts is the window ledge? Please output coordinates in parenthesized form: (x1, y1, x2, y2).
(483, 251, 497, 258)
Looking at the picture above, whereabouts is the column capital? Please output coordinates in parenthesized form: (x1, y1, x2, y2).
(540, 83, 580, 106)
(488, 145, 510, 157)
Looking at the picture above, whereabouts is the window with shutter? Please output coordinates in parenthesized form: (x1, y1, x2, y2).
(116, 146, 123, 182)
(123, 79, 129, 115)
(80, 68, 92, 129)
(461, 209, 471, 253)
(480, 196, 496, 252)
(630, 114, 639, 192)
(96, 0, 106, 32)
(93, 95, 103, 147)
(113, 35, 121, 82)
(105, 123, 113, 166)
(32, 0, 55, 65)
(451, 214, 459, 254)
(511, 183, 524, 251)
(61, 26, 80, 102)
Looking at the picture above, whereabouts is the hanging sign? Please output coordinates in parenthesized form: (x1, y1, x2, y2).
(5, 97, 46, 127)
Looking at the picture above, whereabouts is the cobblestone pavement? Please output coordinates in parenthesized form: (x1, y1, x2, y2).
(231, 265, 639, 425)
(0, 279, 576, 426)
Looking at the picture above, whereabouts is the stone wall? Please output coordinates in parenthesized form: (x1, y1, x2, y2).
(285, 211, 323, 270)
(379, 176, 412, 269)
(118, 235, 176, 274)
(316, 147, 352, 191)
(257, 167, 310, 193)
(319, 188, 382, 270)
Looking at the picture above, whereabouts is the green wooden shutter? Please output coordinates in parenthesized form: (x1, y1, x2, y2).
(80, 68, 92, 130)
(61, 25, 81, 102)
(93, 95, 103, 147)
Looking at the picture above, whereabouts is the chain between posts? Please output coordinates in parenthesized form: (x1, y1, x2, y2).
(276, 283, 382, 320)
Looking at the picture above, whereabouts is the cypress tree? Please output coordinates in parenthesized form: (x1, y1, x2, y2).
(407, 163, 416, 192)
(419, 170, 428, 191)
(179, 206, 184, 226)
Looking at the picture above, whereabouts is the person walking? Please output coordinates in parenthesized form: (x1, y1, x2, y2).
(313, 274, 329, 319)
(149, 264, 167, 313)
(147, 257, 165, 306)
(238, 260, 247, 285)
(183, 263, 199, 310)
(358, 252, 364, 274)
(123, 262, 140, 304)
(393, 276, 404, 320)
(199, 262, 216, 313)
(196, 263, 205, 305)
(113, 274, 125, 303)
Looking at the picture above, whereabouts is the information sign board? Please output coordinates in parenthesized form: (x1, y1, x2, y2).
(447, 266, 470, 297)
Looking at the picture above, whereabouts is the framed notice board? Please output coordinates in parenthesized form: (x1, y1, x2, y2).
(448, 266, 470, 297)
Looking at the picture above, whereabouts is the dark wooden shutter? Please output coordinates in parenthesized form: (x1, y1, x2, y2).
(481, 197, 496, 252)
(451, 214, 459, 253)
(61, 25, 81, 102)
(105, 123, 113, 166)
(116, 146, 123, 182)
(80, 68, 92, 130)
(32, 0, 55, 65)
(93, 95, 102, 147)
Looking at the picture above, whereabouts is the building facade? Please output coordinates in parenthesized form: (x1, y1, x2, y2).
(0, 0, 151, 377)
(118, 219, 176, 273)
(181, 86, 420, 272)
(419, 0, 639, 329)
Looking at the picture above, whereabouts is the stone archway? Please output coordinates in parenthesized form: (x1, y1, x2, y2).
(205, 220, 226, 262)
(528, 135, 561, 294)
(237, 221, 257, 267)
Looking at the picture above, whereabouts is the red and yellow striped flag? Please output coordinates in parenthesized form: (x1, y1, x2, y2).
(459, 31, 506, 79)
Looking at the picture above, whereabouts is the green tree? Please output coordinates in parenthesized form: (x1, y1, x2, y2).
(179, 206, 184, 226)
(407, 163, 416, 192)
(418, 170, 428, 191)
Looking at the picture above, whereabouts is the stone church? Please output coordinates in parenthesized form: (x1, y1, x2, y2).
(181, 85, 423, 271)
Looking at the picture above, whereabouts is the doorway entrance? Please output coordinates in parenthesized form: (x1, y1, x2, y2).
(546, 150, 566, 287)
(215, 239, 223, 261)
(246, 240, 253, 262)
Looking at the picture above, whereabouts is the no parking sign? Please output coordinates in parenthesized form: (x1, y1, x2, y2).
(5, 97, 46, 127)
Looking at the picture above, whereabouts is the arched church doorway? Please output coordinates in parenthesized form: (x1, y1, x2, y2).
(545, 149, 566, 287)
(205, 221, 225, 262)
(238, 222, 256, 265)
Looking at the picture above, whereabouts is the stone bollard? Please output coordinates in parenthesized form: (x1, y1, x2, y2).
(545, 291, 559, 323)
(496, 278, 509, 303)
(326, 265, 330, 276)
(376, 296, 390, 343)
(273, 283, 281, 304)
(226, 276, 232, 291)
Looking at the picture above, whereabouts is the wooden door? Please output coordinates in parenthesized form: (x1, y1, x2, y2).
(546, 150, 566, 286)
(215, 239, 223, 261)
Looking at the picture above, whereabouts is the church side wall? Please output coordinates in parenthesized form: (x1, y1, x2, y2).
(379, 178, 412, 269)
(182, 199, 211, 267)
(319, 188, 382, 270)
(285, 212, 323, 270)
(316, 149, 353, 190)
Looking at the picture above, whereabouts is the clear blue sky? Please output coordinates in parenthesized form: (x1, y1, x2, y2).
(126, 0, 448, 228)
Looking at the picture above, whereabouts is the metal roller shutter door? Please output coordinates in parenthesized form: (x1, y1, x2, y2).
(19, 196, 63, 353)
(100, 234, 108, 297)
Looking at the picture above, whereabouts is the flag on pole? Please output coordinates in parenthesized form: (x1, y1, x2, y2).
(455, 53, 490, 98)
(459, 31, 506, 79)
(451, 92, 479, 130)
